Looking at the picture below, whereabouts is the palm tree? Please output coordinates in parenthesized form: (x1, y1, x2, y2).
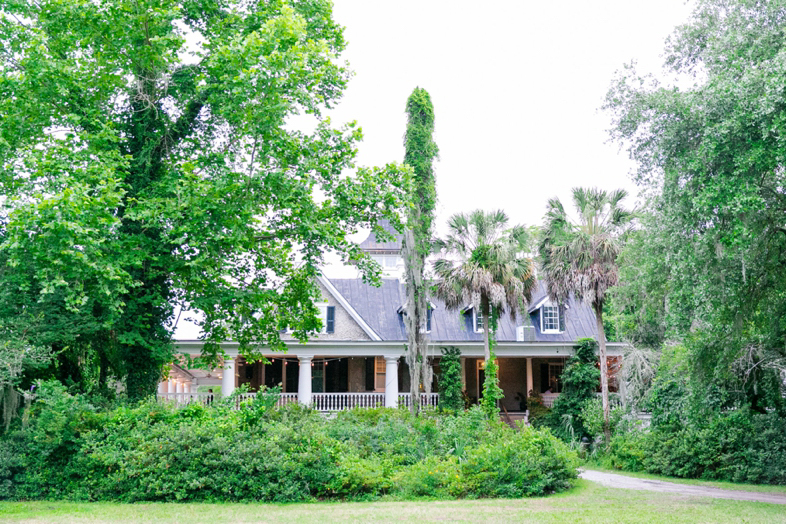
(433, 210, 536, 363)
(538, 187, 634, 444)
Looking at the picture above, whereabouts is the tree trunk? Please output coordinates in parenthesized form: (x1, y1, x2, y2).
(594, 303, 611, 446)
(482, 296, 491, 363)
(403, 229, 425, 416)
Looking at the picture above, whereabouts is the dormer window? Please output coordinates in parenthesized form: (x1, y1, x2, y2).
(399, 302, 435, 333)
(473, 308, 484, 333)
(541, 303, 560, 333)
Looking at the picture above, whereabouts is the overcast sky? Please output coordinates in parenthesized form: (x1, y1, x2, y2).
(324, 0, 694, 246)
(176, 1, 697, 337)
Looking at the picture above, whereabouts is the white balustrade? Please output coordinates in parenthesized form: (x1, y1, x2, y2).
(157, 392, 216, 406)
(158, 391, 406, 411)
(541, 393, 559, 408)
(312, 392, 385, 411)
(398, 393, 439, 408)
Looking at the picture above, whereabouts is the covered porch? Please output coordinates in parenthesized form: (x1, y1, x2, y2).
(159, 341, 622, 412)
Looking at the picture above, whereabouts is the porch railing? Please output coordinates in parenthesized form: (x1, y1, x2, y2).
(541, 393, 559, 408)
(398, 392, 439, 408)
(158, 392, 215, 405)
(157, 391, 439, 410)
(539, 392, 623, 409)
(312, 392, 385, 411)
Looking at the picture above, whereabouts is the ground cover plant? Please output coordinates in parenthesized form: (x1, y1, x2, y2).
(0, 381, 578, 502)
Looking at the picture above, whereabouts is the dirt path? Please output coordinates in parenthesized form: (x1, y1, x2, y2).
(579, 469, 786, 505)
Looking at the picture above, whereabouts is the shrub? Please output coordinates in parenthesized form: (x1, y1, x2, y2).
(538, 338, 600, 441)
(604, 411, 786, 485)
(458, 426, 579, 497)
(0, 387, 579, 501)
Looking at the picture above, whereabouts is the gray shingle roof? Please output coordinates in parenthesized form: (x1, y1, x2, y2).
(328, 279, 598, 343)
(357, 219, 403, 253)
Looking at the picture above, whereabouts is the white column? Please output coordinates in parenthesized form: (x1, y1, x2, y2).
(526, 357, 534, 396)
(298, 356, 313, 406)
(384, 356, 399, 408)
(168, 378, 176, 394)
(184, 382, 191, 394)
(460, 357, 467, 389)
(176, 380, 184, 394)
(158, 381, 168, 395)
(222, 356, 236, 397)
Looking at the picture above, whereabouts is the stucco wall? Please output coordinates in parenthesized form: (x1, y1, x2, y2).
(281, 280, 372, 342)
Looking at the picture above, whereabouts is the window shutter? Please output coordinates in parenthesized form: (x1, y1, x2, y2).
(559, 304, 566, 332)
(326, 306, 335, 333)
(427, 307, 432, 332)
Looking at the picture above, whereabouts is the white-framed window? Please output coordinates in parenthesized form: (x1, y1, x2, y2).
(316, 303, 336, 334)
(547, 362, 564, 393)
(372, 255, 399, 268)
(287, 303, 334, 334)
(473, 308, 484, 333)
(541, 303, 560, 333)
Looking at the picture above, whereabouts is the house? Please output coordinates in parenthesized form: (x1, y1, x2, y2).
(161, 223, 624, 412)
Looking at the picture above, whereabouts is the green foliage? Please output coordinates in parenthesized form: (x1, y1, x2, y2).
(433, 210, 536, 368)
(438, 347, 463, 412)
(457, 426, 579, 497)
(480, 351, 504, 419)
(605, 0, 786, 408)
(604, 411, 786, 485)
(402, 87, 439, 414)
(0, 0, 411, 399)
(0, 388, 578, 501)
(538, 189, 633, 442)
(579, 398, 624, 442)
(538, 338, 600, 441)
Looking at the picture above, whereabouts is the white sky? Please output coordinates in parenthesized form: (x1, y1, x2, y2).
(175, 0, 696, 337)
(325, 0, 694, 241)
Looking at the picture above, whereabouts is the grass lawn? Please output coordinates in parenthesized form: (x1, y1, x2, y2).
(1, 480, 784, 524)
(584, 464, 786, 495)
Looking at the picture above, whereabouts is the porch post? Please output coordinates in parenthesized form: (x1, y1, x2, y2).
(167, 378, 176, 394)
(222, 356, 236, 397)
(158, 381, 167, 395)
(176, 380, 184, 394)
(384, 356, 399, 408)
(298, 356, 312, 406)
(526, 357, 534, 396)
(184, 382, 191, 394)
(460, 357, 467, 389)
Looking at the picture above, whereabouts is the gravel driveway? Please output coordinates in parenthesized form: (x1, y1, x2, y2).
(579, 469, 786, 505)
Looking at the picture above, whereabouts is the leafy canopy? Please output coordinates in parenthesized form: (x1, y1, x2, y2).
(605, 0, 786, 409)
(0, 0, 410, 397)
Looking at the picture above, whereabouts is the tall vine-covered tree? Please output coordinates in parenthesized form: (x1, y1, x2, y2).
(605, 0, 786, 412)
(401, 87, 438, 414)
(433, 210, 536, 365)
(0, 0, 409, 399)
(538, 188, 634, 443)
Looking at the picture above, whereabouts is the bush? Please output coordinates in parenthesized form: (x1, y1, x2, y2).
(604, 411, 786, 485)
(458, 426, 579, 497)
(537, 338, 600, 441)
(0, 385, 579, 501)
